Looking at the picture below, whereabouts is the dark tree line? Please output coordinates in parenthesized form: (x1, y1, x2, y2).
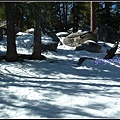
(0, 2, 119, 32)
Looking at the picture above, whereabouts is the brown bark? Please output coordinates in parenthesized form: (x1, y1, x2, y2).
(90, 2, 97, 33)
(5, 2, 18, 62)
(31, 18, 42, 60)
(73, 3, 78, 33)
(105, 2, 111, 26)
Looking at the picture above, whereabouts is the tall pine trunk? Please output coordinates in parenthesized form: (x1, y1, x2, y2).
(58, 3, 62, 31)
(105, 2, 111, 26)
(63, 2, 68, 31)
(20, 5, 24, 32)
(73, 2, 76, 32)
(116, 2, 119, 31)
(73, 2, 79, 33)
(90, 1, 97, 32)
(31, 12, 42, 60)
(65, 3, 68, 31)
(5, 2, 17, 62)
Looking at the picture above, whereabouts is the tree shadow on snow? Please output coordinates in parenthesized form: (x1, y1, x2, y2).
(0, 49, 120, 118)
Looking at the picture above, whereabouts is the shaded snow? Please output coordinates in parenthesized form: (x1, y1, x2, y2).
(0, 32, 120, 119)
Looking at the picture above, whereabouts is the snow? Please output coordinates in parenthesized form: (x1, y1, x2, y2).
(83, 40, 96, 43)
(0, 31, 120, 119)
(56, 32, 69, 37)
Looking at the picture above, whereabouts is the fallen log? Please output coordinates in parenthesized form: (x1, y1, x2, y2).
(104, 40, 119, 59)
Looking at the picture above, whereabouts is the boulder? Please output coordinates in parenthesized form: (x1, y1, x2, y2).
(66, 32, 80, 38)
(41, 41, 58, 52)
(63, 31, 97, 47)
(41, 33, 60, 52)
(97, 25, 120, 43)
(64, 36, 81, 47)
(47, 33, 60, 47)
(63, 32, 81, 47)
(80, 32, 97, 43)
(75, 40, 102, 53)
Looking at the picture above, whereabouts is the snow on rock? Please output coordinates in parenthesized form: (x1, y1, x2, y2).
(16, 32, 30, 36)
(25, 28, 34, 34)
(56, 32, 69, 37)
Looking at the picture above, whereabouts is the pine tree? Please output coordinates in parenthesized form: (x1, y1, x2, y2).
(30, 3, 42, 60)
(5, 2, 18, 62)
(0, 3, 6, 22)
(90, 1, 97, 32)
(69, 2, 90, 31)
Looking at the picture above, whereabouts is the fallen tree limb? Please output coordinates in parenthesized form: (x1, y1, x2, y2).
(104, 41, 119, 59)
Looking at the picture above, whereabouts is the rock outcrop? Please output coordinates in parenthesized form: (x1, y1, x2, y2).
(75, 40, 102, 53)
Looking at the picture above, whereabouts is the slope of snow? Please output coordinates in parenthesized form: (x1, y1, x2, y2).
(0, 33, 120, 119)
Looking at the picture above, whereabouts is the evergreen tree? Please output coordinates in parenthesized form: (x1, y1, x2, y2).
(96, 2, 119, 30)
(5, 2, 18, 62)
(104, 2, 111, 26)
(30, 3, 42, 60)
(0, 3, 6, 22)
(14, 2, 26, 31)
(69, 2, 90, 31)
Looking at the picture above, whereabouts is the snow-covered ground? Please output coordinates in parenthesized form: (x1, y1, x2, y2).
(0, 32, 120, 118)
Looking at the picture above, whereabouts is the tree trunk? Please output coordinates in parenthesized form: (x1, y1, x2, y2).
(73, 2, 76, 33)
(5, 2, 18, 62)
(75, 5, 79, 32)
(65, 3, 68, 31)
(73, 3, 79, 33)
(90, 2, 97, 32)
(62, 2, 68, 31)
(105, 2, 111, 26)
(63, 2, 68, 31)
(116, 2, 119, 31)
(31, 18, 42, 60)
(57, 3, 62, 31)
(20, 5, 24, 32)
